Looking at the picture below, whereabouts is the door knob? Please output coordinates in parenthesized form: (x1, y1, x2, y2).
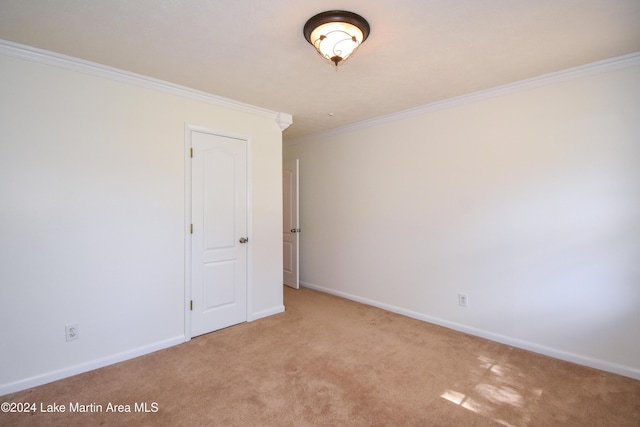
(239, 237, 248, 244)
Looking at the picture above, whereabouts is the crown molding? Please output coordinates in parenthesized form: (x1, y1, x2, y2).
(276, 112, 293, 131)
(285, 51, 640, 146)
(0, 39, 292, 131)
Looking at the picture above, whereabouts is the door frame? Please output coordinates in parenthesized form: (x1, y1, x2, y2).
(184, 123, 253, 342)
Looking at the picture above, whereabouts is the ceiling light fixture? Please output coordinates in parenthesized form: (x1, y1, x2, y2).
(303, 10, 370, 68)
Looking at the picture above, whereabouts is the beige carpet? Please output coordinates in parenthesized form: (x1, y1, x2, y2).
(2, 287, 639, 426)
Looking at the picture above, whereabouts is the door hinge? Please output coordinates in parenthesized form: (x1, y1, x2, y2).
(190, 224, 193, 234)
(190, 300, 193, 311)
(290, 228, 301, 233)
(190, 147, 193, 158)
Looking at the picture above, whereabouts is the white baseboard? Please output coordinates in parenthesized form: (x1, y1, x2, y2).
(300, 281, 640, 380)
(250, 305, 285, 322)
(2, 304, 286, 396)
(0, 336, 184, 396)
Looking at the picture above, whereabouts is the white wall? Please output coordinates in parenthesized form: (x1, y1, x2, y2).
(0, 46, 286, 394)
(284, 58, 640, 379)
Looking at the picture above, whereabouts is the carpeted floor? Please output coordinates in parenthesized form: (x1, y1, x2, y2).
(2, 287, 639, 426)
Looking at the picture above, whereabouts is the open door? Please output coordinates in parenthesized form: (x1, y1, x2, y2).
(283, 158, 299, 289)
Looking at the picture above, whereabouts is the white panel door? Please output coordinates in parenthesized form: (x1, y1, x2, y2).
(283, 158, 299, 289)
(191, 131, 248, 337)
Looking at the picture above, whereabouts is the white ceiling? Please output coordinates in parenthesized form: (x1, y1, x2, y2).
(1, 0, 639, 140)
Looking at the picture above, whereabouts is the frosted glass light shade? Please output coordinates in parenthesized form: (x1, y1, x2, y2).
(304, 11, 370, 68)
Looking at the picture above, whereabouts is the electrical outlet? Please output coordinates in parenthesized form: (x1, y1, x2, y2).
(65, 324, 79, 341)
(458, 293, 468, 307)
